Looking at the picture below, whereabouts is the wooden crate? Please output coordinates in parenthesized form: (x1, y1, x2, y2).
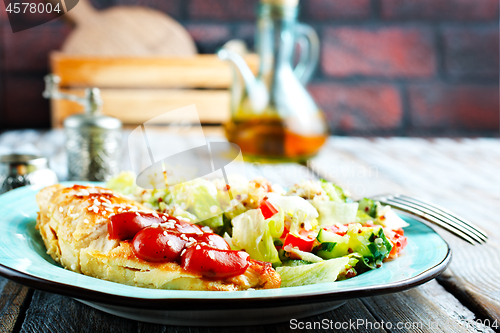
(49, 52, 259, 128)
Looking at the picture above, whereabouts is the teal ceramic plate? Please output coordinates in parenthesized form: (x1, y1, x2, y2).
(0, 183, 451, 326)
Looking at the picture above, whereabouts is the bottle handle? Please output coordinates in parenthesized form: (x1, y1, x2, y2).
(293, 23, 320, 86)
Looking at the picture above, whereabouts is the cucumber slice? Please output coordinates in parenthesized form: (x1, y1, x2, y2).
(316, 242, 338, 260)
(281, 260, 313, 267)
(358, 198, 377, 218)
(320, 180, 348, 202)
(316, 229, 350, 258)
(276, 257, 350, 287)
(316, 229, 345, 243)
(316, 226, 392, 264)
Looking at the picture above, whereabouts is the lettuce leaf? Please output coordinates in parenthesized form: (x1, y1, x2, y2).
(309, 200, 358, 227)
(276, 257, 351, 287)
(171, 179, 224, 230)
(266, 193, 318, 234)
(106, 171, 138, 195)
(231, 209, 283, 265)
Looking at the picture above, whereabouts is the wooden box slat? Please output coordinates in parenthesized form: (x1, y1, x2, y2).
(50, 52, 258, 89)
(49, 52, 259, 127)
(51, 89, 230, 128)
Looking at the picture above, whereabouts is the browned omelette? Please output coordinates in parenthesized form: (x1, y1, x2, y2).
(36, 184, 281, 291)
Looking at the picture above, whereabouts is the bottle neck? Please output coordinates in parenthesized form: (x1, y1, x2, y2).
(256, 4, 297, 77)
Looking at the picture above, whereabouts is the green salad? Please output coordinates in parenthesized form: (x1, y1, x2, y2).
(107, 172, 409, 287)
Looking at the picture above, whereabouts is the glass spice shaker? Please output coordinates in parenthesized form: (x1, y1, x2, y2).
(0, 154, 58, 194)
(43, 75, 122, 181)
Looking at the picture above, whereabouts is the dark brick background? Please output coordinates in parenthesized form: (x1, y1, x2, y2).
(0, 0, 498, 136)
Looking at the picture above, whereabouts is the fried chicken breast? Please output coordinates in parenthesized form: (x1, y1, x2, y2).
(36, 184, 280, 291)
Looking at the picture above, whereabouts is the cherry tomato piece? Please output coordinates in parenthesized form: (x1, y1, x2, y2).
(283, 233, 316, 252)
(259, 198, 278, 219)
(108, 212, 163, 240)
(195, 233, 231, 250)
(176, 220, 204, 234)
(132, 227, 186, 262)
(181, 246, 250, 279)
(385, 228, 408, 259)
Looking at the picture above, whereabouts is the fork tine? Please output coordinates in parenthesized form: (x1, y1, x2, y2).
(386, 197, 487, 244)
(376, 198, 482, 245)
(398, 194, 488, 240)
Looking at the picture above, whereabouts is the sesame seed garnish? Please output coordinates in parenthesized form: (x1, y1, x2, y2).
(181, 249, 186, 256)
(151, 223, 159, 228)
(208, 251, 215, 260)
(196, 245, 200, 250)
(162, 216, 167, 221)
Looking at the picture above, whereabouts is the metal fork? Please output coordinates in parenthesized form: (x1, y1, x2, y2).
(370, 194, 488, 245)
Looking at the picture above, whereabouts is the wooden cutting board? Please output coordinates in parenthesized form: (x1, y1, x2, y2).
(58, 0, 197, 56)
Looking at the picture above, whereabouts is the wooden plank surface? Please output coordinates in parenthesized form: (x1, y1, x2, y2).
(51, 88, 230, 127)
(50, 53, 259, 89)
(0, 278, 30, 333)
(0, 131, 499, 332)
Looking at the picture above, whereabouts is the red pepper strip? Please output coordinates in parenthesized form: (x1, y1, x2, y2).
(283, 233, 316, 253)
(259, 198, 278, 219)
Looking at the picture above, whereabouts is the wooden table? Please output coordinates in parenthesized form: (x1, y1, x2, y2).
(0, 130, 499, 332)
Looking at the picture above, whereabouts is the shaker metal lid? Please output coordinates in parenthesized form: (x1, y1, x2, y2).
(64, 113, 122, 130)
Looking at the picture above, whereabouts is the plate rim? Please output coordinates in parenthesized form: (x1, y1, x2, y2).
(0, 248, 451, 310)
(0, 184, 452, 311)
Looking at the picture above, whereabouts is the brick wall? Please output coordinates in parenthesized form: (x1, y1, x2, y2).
(0, 0, 498, 136)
